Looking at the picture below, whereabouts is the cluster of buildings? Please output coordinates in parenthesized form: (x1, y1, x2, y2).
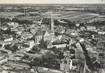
(0, 10, 105, 73)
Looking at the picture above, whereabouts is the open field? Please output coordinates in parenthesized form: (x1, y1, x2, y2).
(0, 10, 104, 23)
(43, 11, 104, 23)
(0, 12, 24, 18)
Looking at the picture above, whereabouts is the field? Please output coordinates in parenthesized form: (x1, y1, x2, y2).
(44, 11, 105, 23)
(0, 12, 24, 18)
(0, 10, 105, 23)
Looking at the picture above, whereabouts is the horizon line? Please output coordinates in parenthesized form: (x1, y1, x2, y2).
(0, 3, 105, 4)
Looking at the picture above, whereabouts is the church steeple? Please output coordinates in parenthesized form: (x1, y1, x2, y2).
(50, 12, 54, 32)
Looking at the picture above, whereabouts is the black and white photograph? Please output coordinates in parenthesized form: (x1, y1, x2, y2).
(0, 0, 105, 73)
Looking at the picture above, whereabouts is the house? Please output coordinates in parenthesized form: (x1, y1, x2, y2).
(4, 37, 13, 42)
(80, 26, 86, 31)
(0, 26, 8, 31)
(66, 29, 78, 36)
(86, 26, 96, 31)
(98, 31, 105, 35)
(30, 28, 37, 35)
(60, 58, 80, 72)
(44, 30, 55, 42)
(12, 26, 24, 35)
(75, 42, 83, 52)
(47, 41, 53, 48)
(23, 40, 35, 51)
(7, 22, 19, 29)
(15, 31, 22, 35)
(47, 39, 67, 49)
(29, 24, 40, 34)
(55, 25, 65, 34)
(57, 19, 67, 23)
(76, 23, 80, 27)
(21, 32, 33, 40)
(51, 34, 63, 43)
(3, 35, 14, 43)
(53, 44, 67, 48)
(34, 31, 45, 44)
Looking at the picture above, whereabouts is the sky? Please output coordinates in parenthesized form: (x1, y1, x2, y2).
(0, 0, 105, 4)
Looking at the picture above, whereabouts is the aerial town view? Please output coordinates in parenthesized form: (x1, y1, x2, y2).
(0, 4, 105, 73)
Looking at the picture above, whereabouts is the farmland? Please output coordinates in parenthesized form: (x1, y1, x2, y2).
(43, 11, 104, 23)
(0, 12, 24, 18)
